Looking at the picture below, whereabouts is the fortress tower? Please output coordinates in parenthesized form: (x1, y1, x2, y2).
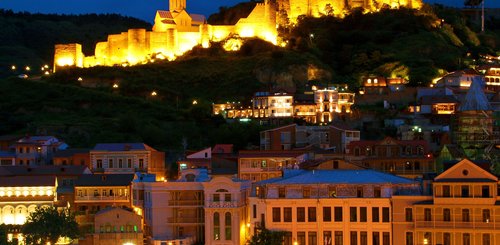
(169, 0, 186, 11)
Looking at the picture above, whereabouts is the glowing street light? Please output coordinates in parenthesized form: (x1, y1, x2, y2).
(113, 83, 119, 89)
(77, 77, 83, 82)
(151, 91, 157, 96)
(192, 100, 198, 105)
(11, 65, 16, 70)
(25, 66, 30, 71)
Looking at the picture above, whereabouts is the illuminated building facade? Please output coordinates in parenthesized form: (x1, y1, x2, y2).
(479, 65, 500, 92)
(314, 88, 354, 123)
(249, 169, 420, 245)
(252, 92, 294, 118)
(54, 0, 278, 70)
(238, 150, 307, 182)
(90, 143, 166, 181)
(13, 136, 68, 166)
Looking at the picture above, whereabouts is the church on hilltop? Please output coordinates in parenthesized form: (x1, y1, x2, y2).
(53, 0, 421, 70)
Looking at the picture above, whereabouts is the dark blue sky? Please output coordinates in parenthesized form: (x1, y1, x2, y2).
(0, 0, 498, 23)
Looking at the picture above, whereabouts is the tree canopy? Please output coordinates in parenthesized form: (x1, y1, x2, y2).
(22, 206, 79, 245)
(249, 228, 286, 245)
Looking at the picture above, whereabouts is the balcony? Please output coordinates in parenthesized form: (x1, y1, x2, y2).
(167, 217, 204, 224)
(97, 232, 142, 240)
(75, 195, 129, 202)
(206, 201, 243, 208)
(415, 221, 497, 230)
(167, 200, 204, 207)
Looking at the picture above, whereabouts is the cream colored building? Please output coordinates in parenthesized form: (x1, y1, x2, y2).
(393, 159, 500, 245)
(132, 169, 251, 245)
(249, 169, 420, 245)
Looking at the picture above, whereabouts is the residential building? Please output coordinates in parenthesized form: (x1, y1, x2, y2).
(53, 148, 91, 167)
(74, 174, 134, 233)
(133, 169, 251, 245)
(329, 122, 361, 154)
(392, 159, 500, 245)
(13, 136, 68, 165)
(434, 69, 483, 89)
(90, 143, 166, 180)
(477, 64, 500, 92)
(346, 137, 435, 178)
(361, 76, 408, 95)
(252, 92, 293, 118)
(0, 151, 15, 166)
(79, 207, 143, 245)
(238, 150, 308, 182)
(313, 87, 355, 123)
(249, 169, 420, 245)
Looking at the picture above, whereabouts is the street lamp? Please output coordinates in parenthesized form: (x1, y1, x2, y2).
(11, 65, 16, 70)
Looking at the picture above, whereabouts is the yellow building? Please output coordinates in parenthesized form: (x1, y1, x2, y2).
(54, 0, 277, 70)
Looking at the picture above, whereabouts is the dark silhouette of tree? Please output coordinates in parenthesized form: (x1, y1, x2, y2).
(249, 228, 286, 245)
(22, 206, 79, 245)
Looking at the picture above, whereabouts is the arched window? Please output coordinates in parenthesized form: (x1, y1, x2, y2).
(214, 212, 220, 240)
(225, 212, 232, 240)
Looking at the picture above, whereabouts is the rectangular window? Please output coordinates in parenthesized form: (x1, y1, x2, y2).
(483, 209, 491, 222)
(443, 208, 451, 222)
(308, 231, 317, 245)
(224, 193, 231, 202)
(323, 207, 332, 222)
(350, 207, 357, 222)
(463, 233, 470, 245)
(357, 187, 363, 197)
(360, 232, 367, 245)
(213, 194, 220, 202)
(127, 159, 132, 168)
(297, 207, 305, 222)
(406, 232, 413, 245)
(382, 207, 390, 222)
(303, 188, 310, 198)
(97, 159, 103, 168)
(118, 159, 123, 168)
(443, 233, 451, 245)
(272, 207, 281, 222)
(382, 232, 389, 245)
(360, 207, 367, 222)
(482, 234, 490, 245)
(308, 207, 317, 222)
(373, 232, 380, 245)
(462, 185, 469, 197)
(109, 159, 113, 168)
(443, 185, 451, 197)
(324, 231, 332, 245)
(350, 231, 357, 245)
(424, 208, 432, 221)
(372, 207, 380, 222)
(374, 187, 381, 198)
(279, 187, 286, 198)
(334, 231, 343, 245)
(284, 207, 292, 222)
(462, 209, 470, 222)
(482, 185, 490, 197)
(284, 232, 292, 245)
(297, 232, 306, 245)
(252, 205, 257, 219)
(139, 159, 144, 169)
(334, 207, 342, 222)
(405, 208, 413, 222)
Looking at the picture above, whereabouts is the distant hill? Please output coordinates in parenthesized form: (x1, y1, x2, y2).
(0, 9, 151, 75)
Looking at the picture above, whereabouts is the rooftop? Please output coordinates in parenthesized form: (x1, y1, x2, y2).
(92, 143, 156, 152)
(459, 77, 493, 111)
(75, 174, 135, 186)
(0, 175, 56, 187)
(0, 165, 90, 176)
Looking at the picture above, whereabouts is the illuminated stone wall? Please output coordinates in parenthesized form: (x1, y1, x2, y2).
(53, 43, 84, 71)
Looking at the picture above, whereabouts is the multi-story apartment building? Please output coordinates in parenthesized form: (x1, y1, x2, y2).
(252, 92, 294, 118)
(238, 150, 308, 182)
(90, 143, 166, 180)
(313, 87, 355, 123)
(479, 64, 500, 92)
(74, 174, 134, 232)
(53, 148, 91, 167)
(13, 136, 68, 165)
(132, 169, 251, 245)
(249, 169, 420, 245)
(346, 137, 435, 178)
(393, 158, 500, 245)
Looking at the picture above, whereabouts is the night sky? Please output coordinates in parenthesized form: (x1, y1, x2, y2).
(0, 0, 498, 23)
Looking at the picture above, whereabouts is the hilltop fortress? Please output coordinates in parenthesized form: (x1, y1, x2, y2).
(53, 0, 421, 70)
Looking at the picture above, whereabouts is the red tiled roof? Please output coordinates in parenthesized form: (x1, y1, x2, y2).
(157, 10, 173, 19)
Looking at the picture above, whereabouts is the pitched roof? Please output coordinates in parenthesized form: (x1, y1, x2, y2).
(53, 148, 89, 157)
(75, 174, 134, 186)
(157, 10, 173, 19)
(459, 77, 492, 111)
(258, 169, 414, 185)
(0, 175, 56, 187)
(190, 14, 206, 23)
(92, 143, 155, 152)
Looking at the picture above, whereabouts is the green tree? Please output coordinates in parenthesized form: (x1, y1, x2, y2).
(249, 228, 286, 245)
(22, 206, 79, 245)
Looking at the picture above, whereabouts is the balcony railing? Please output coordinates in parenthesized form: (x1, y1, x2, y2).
(75, 195, 129, 202)
(416, 221, 497, 229)
(97, 232, 142, 239)
(167, 200, 204, 206)
(167, 217, 204, 224)
(206, 201, 243, 208)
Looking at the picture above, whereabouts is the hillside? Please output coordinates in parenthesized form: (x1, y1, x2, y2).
(0, 9, 151, 76)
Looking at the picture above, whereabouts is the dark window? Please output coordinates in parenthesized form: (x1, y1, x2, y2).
(360, 207, 367, 222)
(308, 231, 317, 245)
(224, 193, 231, 202)
(360, 232, 367, 245)
(334, 207, 342, 222)
(323, 207, 332, 222)
(324, 231, 332, 245)
(350, 207, 357, 222)
(405, 208, 413, 222)
(373, 232, 380, 245)
(482, 234, 490, 245)
(483, 209, 491, 223)
(406, 232, 413, 245)
(443, 208, 451, 222)
(462, 209, 470, 222)
(350, 231, 357, 245)
(333, 161, 339, 169)
(462, 185, 470, 197)
(424, 208, 432, 221)
(334, 231, 343, 245)
(213, 194, 220, 202)
(297, 207, 305, 222)
(272, 207, 281, 222)
(279, 187, 285, 198)
(357, 187, 363, 197)
(482, 185, 490, 198)
(374, 187, 381, 198)
(303, 188, 310, 198)
(252, 205, 256, 219)
(382, 207, 390, 222)
(383, 232, 390, 245)
(284, 232, 292, 245)
(443, 185, 451, 197)
(372, 207, 380, 222)
(297, 232, 306, 245)
(463, 233, 470, 245)
(284, 207, 292, 222)
(308, 207, 317, 222)
(443, 233, 451, 245)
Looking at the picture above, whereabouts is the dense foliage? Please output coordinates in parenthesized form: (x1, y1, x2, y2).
(249, 228, 286, 245)
(22, 206, 79, 245)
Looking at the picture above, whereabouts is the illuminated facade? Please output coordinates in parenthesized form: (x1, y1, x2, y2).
(13, 136, 68, 166)
(54, 0, 277, 70)
(238, 150, 307, 182)
(313, 88, 354, 123)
